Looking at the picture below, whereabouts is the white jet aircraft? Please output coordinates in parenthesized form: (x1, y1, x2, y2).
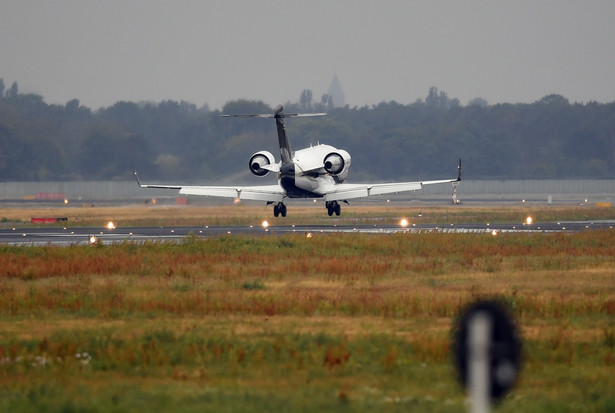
(136, 105, 461, 217)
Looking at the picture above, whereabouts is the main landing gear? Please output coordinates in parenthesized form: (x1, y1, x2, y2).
(270, 201, 345, 218)
(273, 202, 287, 217)
(326, 201, 341, 216)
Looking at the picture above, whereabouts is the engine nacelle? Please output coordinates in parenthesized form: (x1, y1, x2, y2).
(249, 150, 276, 176)
(323, 150, 351, 179)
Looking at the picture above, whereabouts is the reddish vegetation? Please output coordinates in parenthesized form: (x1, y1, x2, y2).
(0, 228, 614, 411)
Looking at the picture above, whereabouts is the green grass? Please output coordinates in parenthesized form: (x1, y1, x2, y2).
(1, 230, 615, 411)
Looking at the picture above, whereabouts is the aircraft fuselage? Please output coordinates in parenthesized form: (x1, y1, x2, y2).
(279, 144, 341, 199)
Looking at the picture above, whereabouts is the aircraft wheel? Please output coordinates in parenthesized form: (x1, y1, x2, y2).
(280, 203, 287, 217)
(334, 203, 341, 216)
(327, 206, 333, 216)
(273, 205, 280, 217)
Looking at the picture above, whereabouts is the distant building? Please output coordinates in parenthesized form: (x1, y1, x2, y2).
(327, 75, 346, 108)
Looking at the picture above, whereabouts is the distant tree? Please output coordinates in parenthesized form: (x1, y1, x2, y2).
(537, 94, 569, 106)
(468, 97, 488, 107)
(65, 99, 80, 112)
(154, 153, 189, 179)
(300, 89, 313, 111)
(0, 124, 18, 178)
(101, 101, 143, 127)
(601, 111, 615, 171)
(221, 100, 271, 115)
(7, 82, 18, 98)
(425, 86, 458, 110)
(315, 94, 334, 112)
(2, 80, 615, 181)
(79, 124, 131, 179)
(425, 86, 440, 108)
(0, 79, 4, 98)
(215, 100, 273, 141)
(178, 100, 197, 113)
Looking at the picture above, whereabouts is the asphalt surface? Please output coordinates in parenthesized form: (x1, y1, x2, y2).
(1, 220, 614, 246)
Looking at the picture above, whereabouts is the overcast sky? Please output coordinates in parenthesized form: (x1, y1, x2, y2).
(2, 0, 615, 110)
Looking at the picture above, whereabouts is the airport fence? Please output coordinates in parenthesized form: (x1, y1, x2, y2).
(0, 180, 613, 204)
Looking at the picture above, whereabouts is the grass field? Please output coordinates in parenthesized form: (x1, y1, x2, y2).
(1, 205, 614, 412)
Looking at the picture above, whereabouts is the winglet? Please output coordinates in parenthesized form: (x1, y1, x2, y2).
(457, 159, 462, 182)
(134, 170, 143, 187)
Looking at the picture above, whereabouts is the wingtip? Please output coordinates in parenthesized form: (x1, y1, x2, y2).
(134, 170, 142, 187)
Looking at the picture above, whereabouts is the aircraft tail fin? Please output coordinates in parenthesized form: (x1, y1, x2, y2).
(222, 105, 326, 165)
(274, 105, 293, 163)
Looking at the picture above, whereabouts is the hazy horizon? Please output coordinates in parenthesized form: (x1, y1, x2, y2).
(2, 0, 615, 110)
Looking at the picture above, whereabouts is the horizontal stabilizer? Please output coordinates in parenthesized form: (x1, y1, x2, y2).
(221, 112, 326, 119)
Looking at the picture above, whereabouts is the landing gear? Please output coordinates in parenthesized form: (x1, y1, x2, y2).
(273, 202, 287, 217)
(326, 201, 341, 216)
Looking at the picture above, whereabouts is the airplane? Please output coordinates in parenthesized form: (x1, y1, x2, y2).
(135, 104, 461, 217)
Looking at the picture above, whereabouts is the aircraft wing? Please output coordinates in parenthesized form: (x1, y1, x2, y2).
(179, 185, 285, 202)
(323, 160, 462, 202)
(324, 178, 456, 202)
(135, 172, 285, 203)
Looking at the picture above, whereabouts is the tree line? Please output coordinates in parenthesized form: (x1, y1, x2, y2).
(1, 80, 614, 182)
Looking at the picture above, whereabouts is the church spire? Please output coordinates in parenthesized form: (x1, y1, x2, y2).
(327, 74, 345, 108)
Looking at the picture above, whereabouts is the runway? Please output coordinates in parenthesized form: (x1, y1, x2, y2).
(1, 220, 614, 246)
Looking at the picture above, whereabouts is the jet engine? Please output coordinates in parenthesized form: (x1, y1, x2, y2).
(249, 151, 276, 176)
(323, 150, 351, 179)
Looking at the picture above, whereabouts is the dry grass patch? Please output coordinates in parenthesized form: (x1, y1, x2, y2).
(2, 203, 614, 227)
(1, 230, 615, 411)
